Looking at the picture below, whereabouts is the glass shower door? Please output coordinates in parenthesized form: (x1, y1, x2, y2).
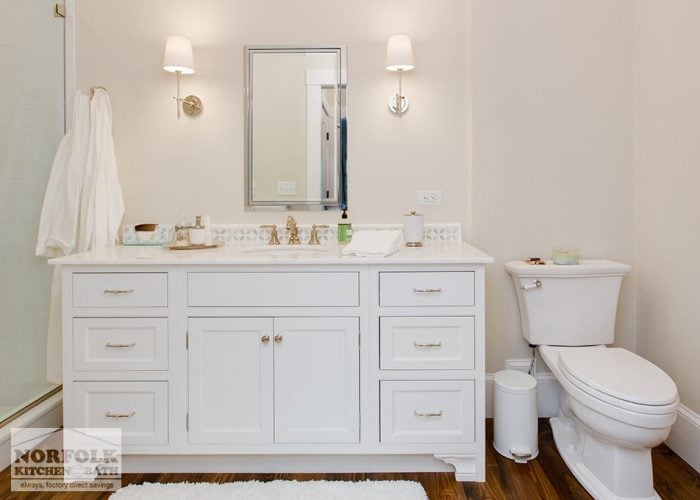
(0, 0, 64, 421)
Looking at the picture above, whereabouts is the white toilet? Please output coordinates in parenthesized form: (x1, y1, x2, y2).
(506, 259, 678, 500)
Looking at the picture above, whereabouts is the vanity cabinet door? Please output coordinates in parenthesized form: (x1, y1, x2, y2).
(273, 317, 360, 444)
(188, 318, 273, 444)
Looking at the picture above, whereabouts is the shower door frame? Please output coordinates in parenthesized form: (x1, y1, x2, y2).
(64, 0, 77, 127)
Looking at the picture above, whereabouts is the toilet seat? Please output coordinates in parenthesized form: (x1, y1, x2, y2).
(558, 348, 678, 416)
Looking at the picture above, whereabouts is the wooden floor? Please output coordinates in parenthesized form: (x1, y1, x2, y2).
(1, 419, 698, 499)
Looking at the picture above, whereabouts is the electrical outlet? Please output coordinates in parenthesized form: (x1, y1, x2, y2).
(419, 190, 442, 205)
(277, 181, 296, 196)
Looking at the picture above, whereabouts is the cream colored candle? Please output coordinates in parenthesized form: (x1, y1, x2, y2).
(552, 247, 579, 265)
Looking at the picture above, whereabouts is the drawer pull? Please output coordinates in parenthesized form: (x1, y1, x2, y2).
(105, 342, 136, 349)
(105, 411, 135, 419)
(414, 410, 443, 418)
(103, 288, 135, 295)
(412, 287, 442, 294)
(413, 341, 443, 348)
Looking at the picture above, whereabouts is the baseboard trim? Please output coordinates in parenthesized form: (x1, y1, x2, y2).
(485, 372, 561, 419)
(665, 403, 700, 473)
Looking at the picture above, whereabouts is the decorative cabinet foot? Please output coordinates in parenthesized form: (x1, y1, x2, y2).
(434, 454, 483, 482)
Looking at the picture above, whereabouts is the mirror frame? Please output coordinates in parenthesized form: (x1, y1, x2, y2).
(244, 45, 348, 211)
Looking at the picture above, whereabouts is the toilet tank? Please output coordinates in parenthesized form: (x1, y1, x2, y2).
(505, 260, 631, 346)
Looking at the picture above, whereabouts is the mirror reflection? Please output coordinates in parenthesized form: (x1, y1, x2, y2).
(245, 47, 347, 210)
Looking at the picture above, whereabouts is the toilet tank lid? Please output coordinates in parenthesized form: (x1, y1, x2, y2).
(505, 259, 631, 277)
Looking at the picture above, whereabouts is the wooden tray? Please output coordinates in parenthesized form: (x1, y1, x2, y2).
(166, 243, 221, 251)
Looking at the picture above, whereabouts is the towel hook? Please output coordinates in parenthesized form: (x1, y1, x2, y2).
(89, 86, 108, 99)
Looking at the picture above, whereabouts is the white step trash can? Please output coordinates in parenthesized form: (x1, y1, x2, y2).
(493, 369, 538, 463)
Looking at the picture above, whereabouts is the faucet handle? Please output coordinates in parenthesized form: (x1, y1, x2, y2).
(308, 224, 329, 245)
(260, 224, 281, 245)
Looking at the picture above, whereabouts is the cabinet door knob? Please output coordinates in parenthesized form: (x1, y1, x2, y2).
(261, 335, 270, 344)
(274, 335, 283, 343)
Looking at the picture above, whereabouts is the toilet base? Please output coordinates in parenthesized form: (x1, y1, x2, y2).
(550, 416, 660, 500)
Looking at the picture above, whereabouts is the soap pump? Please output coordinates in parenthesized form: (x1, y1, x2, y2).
(338, 209, 352, 243)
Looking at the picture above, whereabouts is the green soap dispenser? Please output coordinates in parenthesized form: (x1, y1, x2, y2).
(338, 209, 352, 243)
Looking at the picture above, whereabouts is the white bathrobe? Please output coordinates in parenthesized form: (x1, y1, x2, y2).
(78, 89, 124, 252)
(36, 91, 90, 258)
(36, 89, 125, 383)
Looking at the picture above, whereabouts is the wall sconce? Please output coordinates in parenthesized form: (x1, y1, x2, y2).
(385, 33, 414, 116)
(163, 35, 203, 119)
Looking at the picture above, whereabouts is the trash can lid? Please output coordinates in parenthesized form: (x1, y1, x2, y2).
(494, 370, 537, 395)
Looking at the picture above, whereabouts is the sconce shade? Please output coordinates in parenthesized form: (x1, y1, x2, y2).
(163, 35, 195, 74)
(385, 33, 414, 72)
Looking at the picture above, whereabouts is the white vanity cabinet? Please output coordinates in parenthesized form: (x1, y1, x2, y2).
(187, 316, 359, 445)
(55, 240, 492, 481)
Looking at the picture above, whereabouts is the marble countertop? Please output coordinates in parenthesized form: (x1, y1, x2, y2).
(49, 241, 494, 266)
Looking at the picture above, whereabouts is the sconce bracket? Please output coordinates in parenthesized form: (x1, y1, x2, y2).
(182, 95, 203, 116)
(388, 94, 409, 115)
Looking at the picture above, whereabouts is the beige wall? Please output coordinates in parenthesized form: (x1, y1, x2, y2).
(75, 0, 640, 374)
(75, 0, 470, 226)
(469, 0, 636, 370)
(634, 0, 700, 414)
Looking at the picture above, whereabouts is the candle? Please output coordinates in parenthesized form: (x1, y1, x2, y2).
(552, 247, 579, 265)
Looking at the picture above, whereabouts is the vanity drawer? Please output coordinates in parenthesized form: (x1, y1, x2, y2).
(73, 318, 168, 371)
(379, 272, 474, 307)
(73, 273, 168, 308)
(380, 380, 474, 444)
(73, 381, 168, 445)
(188, 272, 359, 307)
(380, 317, 475, 370)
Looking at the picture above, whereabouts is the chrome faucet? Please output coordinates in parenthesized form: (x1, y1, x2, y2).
(286, 216, 301, 245)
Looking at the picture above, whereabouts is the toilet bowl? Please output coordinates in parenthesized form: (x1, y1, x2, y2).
(540, 346, 678, 500)
(505, 260, 679, 500)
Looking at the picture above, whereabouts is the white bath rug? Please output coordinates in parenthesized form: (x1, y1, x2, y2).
(110, 480, 428, 500)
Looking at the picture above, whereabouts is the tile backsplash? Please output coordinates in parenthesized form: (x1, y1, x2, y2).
(210, 223, 462, 246)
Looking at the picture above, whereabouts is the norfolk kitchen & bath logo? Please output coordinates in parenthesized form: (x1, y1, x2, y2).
(11, 427, 121, 492)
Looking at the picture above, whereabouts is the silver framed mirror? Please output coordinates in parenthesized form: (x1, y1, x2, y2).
(244, 46, 347, 211)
